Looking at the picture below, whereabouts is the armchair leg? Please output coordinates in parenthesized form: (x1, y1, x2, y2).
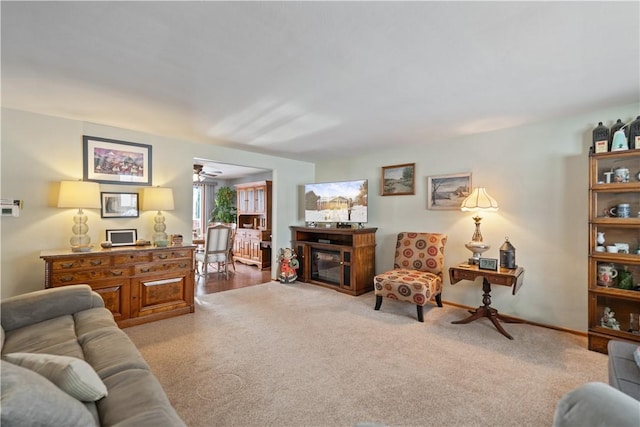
(435, 293, 443, 307)
(374, 295, 383, 311)
(416, 305, 424, 322)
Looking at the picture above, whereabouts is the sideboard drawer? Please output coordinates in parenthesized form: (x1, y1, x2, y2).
(135, 260, 191, 275)
(152, 249, 193, 261)
(51, 256, 112, 270)
(113, 253, 153, 265)
(51, 267, 131, 285)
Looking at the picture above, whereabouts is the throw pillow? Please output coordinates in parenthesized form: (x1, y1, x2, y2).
(634, 346, 640, 369)
(0, 360, 98, 426)
(3, 352, 108, 401)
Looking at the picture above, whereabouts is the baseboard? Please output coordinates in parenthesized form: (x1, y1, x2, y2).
(442, 300, 587, 338)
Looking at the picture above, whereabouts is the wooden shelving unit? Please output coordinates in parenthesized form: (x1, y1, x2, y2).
(588, 150, 640, 353)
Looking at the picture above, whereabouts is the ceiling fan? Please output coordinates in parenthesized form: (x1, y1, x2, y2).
(193, 164, 223, 182)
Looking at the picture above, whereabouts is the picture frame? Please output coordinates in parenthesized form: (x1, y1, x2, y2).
(381, 163, 415, 196)
(427, 172, 472, 210)
(83, 136, 152, 185)
(479, 258, 499, 271)
(105, 229, 137, 247)
(100, 192, 139, 218)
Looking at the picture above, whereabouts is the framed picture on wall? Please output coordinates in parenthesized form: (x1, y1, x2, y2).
(427, 172, 472, 210)
(100, 192, 139, 218)
(83, 136, 152, 185)
(381, 163, 415, 196)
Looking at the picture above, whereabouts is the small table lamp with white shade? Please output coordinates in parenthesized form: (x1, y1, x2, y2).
(460, 187, 499, 264)
(142, 187, 175, 245)
(57, 180, 101, 252)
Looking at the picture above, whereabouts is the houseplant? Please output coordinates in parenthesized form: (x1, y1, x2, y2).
(209, 186, 237, 224)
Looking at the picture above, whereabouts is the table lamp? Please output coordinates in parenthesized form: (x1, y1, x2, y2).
(460, 187, 499, 264)
(142, 187, 174, 245)
(57, 180, 101, 252)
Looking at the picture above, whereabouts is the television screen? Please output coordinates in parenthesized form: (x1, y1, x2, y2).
(304, 179, 368, 223)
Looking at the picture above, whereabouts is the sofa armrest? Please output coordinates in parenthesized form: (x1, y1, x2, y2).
(553, 382, 640, 427)
(1, 285, 105, 332)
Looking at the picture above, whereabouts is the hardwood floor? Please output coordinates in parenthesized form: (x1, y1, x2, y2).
(195, 261, 273, 296)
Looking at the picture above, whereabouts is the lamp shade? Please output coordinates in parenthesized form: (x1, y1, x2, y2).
(57, 181, 101, 209)
(142, 187, 175, 211)
(460, 187, 499, 212)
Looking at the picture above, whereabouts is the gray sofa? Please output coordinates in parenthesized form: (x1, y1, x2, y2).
(0, 285, 186, 427)
(553, 340, 640, 427)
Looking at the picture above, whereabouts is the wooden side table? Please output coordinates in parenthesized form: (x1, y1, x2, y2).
(449, 263, 525, 340)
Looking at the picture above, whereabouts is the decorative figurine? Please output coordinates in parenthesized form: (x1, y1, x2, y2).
(277, 247, 299, 283)
(600, 307, 621, 330)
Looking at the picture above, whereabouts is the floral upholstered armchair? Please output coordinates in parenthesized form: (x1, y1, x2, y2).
(374, 232, 448, 322)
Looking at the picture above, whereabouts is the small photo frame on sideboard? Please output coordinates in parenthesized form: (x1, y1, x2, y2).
(478, 258, 498, 271)
(106, 229, 137, 247)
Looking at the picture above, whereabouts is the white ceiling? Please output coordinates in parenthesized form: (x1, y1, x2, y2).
(2, 1, 639, 163)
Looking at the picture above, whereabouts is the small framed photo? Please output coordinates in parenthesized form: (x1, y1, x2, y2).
(83, 136, 152, 185)
(478, 258, 498, 271)
(105, 229, 137, 247)
(427, 172, 472, 210)
(381, 163, 415, 196)
(100, 192, 139, 218)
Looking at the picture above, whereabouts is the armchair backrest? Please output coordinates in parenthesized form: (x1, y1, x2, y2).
(393, 232, 447, 277)
(205, 224, 232, 257)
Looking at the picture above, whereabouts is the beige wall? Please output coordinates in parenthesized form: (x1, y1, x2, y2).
(2, 104, 639, 333)
(0, 108, 314, 298)
(314, 102, 640, 332)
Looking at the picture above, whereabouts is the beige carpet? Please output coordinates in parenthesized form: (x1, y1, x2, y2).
(125, 281, 608, 427)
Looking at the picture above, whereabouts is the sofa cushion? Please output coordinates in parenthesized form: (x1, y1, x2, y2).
(0, 360, 98, 427)
(1, 315, 83, 358)
(608, 340, 640, 400)
(79, 327, 150, 380)
(3, 352, 108, 401)
(98, 368, 186, 427)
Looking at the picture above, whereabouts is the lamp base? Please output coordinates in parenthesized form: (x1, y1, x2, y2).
(71, 245, 92, 253)
(465, 241, 490, 264)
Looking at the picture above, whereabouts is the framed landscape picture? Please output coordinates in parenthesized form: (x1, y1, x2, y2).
(427, 172, 472, 210)
(83, 136, 152, 185)
(381, 163, 415, 196)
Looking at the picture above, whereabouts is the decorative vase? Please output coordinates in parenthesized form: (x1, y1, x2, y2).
(597, 232, 605, 246)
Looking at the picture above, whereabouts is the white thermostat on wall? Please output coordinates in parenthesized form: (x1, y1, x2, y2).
(1, 199, 22, 217)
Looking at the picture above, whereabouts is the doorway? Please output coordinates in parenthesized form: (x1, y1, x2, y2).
(193, 159, 273, 295)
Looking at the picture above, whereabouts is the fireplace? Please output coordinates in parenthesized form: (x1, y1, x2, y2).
(311, 248, 342, 286)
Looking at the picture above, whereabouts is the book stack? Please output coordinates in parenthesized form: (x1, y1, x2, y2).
(170, 234, 183, 246)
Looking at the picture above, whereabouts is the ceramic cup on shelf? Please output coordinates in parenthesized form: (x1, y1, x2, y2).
(606, 245, 619, 253)
(614, 243, 630, 254)
(597, 263, 618, 286)
(595, 246, 605, 252)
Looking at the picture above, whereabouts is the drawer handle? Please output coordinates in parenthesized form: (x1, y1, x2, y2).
(111, 271, 123, 276)
(140, 267, 150, 273)
(178, 263, 187, 268)
(90, 259, 103, 266)
(61, 262, 74, 269)
(158, 254, 168, 260)
(60, 275, 74, 282)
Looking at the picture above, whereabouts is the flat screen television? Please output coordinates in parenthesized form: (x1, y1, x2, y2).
(304, 179, 368, 224)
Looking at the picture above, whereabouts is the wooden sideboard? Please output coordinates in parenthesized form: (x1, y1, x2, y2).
(40, 245, 196, 328)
